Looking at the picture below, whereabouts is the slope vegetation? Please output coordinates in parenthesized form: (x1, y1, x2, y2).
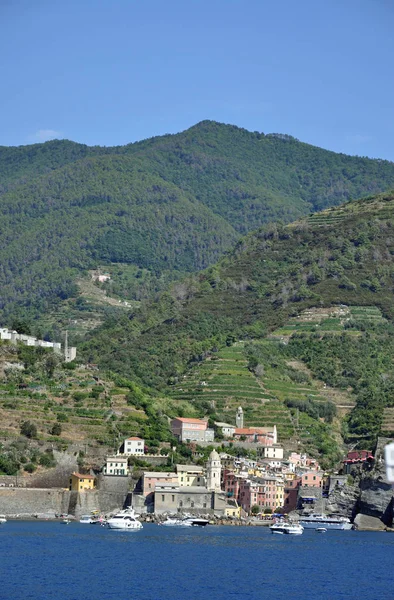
(2, 121, 394, 323)
(86, 191, 394, 447)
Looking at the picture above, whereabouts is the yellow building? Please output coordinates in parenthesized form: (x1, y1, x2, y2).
(225, 505, 242, 518)
(248, 466, 264, 478)
(176, 464, 205, 487)
(275, 480, 285, 508)
(69, 473, 96, 491)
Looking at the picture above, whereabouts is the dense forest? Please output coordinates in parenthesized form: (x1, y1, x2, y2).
(2, 120, 394, 321)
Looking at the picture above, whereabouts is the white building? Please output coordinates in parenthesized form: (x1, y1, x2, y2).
(261, 446, 284, 460)
(103, 456, 128, 476)
(124, 437, 145, 456)
(215, 422, 235, 437)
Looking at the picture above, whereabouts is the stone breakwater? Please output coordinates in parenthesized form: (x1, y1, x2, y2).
(140, 514, 272, 526)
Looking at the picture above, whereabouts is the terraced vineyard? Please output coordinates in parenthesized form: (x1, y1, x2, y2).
(270, 306, 386, 338)
(381, 408, 394, 434)
(169, 343, 296, 441)
(0, 366, 146, 448)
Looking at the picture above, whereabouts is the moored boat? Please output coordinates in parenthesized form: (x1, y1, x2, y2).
(299, 513, 352, 530)
(0, 515, 7, 524)
(106, 507, 143, 530)
(159, 516, 209, 527)
(270, 520, 304, 535)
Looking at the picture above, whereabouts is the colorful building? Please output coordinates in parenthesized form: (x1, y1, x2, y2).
(176, 464, 205, 487)
(301, 471, 323, 488)
(69, 473, 95, 491)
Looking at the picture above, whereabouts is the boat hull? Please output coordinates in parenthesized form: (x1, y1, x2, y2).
(300, 521, 352, 530)
(107, 523, 142, 530)
(270, 524, 303, 535)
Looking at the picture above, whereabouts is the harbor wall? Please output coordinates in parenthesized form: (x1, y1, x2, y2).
(0, 488, 129, 518)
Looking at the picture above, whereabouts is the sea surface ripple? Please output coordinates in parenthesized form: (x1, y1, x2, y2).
(0, 521, 392, 600)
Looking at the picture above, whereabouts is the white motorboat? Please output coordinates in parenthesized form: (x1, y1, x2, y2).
(0, 515, 7, 524)
(79, 515, 97, 524)
(299, 513, 352, 530)
(316, 527, 327, 533)
(270, 520, 304, 535)
(159, 516, 209, 527)
(106, 507, 143, 530)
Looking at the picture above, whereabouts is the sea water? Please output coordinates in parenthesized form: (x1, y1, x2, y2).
(0, 521, 392, 600)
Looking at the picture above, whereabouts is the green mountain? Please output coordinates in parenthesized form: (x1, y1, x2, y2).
(2, 121, 394, 322)
(84, 191, 394, 450)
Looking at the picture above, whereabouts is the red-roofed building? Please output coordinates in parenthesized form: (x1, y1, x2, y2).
(233, 426, 277, 445)
(124, 436, 145, 456)
(343, 450, 374, 473)
(171, 417, 214, 442)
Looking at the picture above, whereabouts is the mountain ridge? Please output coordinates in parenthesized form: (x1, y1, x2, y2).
(2, 120, 394, 325)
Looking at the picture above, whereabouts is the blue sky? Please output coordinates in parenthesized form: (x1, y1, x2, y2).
(1, 0, 393, 159)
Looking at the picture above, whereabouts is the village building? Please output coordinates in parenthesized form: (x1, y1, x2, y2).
(69, 473, 95, 491)
(283, 477, 301, 512)
(170, 417, 214, 443)
(103, 456, 128, 476)
(215, 422, 235, 437)
(176, 464, 205, 487)
(301, 471, 323, 488)
(260, 445, 284, 459)
(233, 426, 277, 445)
(343, 450, 374, 473)
(141, 472, 178, 503)
(123, 437, 145, 456)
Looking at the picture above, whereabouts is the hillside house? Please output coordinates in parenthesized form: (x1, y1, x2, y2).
(233, 426, 277, 445)
(103, 456, 128, 476)
(123, 437, 145, 456)
(170, 417, 214, 443)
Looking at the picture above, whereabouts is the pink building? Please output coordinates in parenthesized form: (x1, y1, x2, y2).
(301, 471, 323, 488)
(142, 471, 178, 501)
(170, 417, 214, 443)
(261, 476, 278, 511)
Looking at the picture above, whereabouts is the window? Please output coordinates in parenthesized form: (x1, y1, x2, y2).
(172, 495, 175, 502)
(191, 501, 194, 508)
(162, 495, 165, 502)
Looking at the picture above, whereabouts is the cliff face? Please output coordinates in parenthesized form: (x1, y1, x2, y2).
(325, 440, 394, 529)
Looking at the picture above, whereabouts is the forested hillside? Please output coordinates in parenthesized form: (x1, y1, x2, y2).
(83, 191, 394, 447)
(2, 120, 394, 322)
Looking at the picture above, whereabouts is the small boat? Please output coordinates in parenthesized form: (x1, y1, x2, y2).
(316, 527, 327, 533)
(270, 520, 304, 535)
(159, 516, 209, 527)
(62, 519, 71, 525)
(79, 513, 104, 524)
(0, 515, 7, 524)
(106, 507, 143, 531)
